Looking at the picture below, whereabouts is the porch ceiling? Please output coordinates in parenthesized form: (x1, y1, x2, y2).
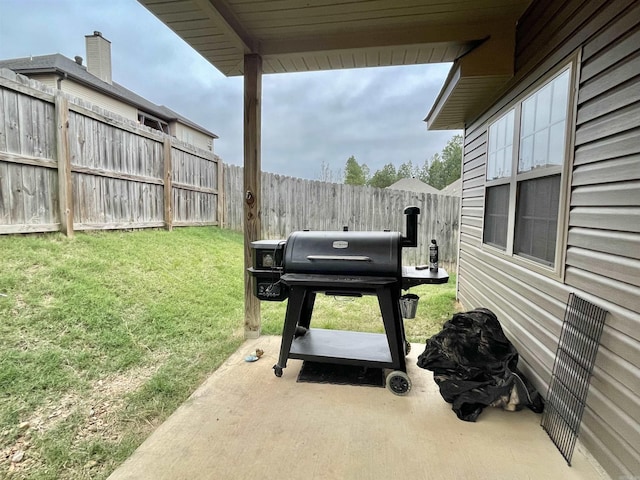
(138, 0, 533, 128)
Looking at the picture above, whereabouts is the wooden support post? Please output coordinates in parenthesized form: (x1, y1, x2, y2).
(243, 54, 262, 339)
(163, 138, 173, 231)
(55, 92, 73, 237)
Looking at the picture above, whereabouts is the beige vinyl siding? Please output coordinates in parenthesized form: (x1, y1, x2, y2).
(172, 122, 213, 152)
(61, 79, 138, 121)
(25, 74, 58, 91)
(457, 1, 640, 478)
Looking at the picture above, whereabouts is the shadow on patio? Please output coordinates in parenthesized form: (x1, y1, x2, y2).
(108, 336, 607, 480)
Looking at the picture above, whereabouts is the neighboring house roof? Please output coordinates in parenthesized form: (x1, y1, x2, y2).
(0, 54, 217, 138)
(439, 178, 462, 196)
(386, 177, 440, 195)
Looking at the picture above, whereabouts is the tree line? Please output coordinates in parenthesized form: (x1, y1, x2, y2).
(339, 134, 462, 189)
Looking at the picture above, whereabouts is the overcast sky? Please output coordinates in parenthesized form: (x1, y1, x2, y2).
(0, 0, 461, 181)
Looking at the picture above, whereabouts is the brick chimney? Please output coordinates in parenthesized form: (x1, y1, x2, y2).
(85, 31, 112, 84)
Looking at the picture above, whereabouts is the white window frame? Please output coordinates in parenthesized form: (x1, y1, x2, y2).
(481, 53, 579, 279)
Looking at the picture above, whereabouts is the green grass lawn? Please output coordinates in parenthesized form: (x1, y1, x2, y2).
(0, 227, 459, 479)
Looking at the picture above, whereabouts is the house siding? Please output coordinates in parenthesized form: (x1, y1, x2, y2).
(25, 74, 216, 153)
(173, 122, 213, 152)
(457, 1, 640, 478)
(28, 74, 138, 121)
(61, 79, 138, 120)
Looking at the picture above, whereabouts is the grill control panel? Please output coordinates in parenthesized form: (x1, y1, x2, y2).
(257, 281, 283, 299)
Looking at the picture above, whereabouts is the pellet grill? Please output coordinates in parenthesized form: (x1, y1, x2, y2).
(248, 206, 449, 395)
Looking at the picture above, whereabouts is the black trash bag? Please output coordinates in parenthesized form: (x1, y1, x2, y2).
(417, 308, 544, 422)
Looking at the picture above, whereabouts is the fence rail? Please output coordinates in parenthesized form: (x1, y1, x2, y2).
(0, 69, 222, 235)
(224, 164, 460, 269)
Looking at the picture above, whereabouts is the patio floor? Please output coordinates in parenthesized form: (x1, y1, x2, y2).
(108, 335, 609, 480)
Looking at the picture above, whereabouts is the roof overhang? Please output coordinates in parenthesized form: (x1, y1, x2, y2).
(424, 26, 517, 130)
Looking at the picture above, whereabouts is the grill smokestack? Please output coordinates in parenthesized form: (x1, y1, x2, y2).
(85, 31, 112, 84)
(402, 206, 420, 247)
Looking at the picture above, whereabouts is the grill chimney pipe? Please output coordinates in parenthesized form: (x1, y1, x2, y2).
(402, 206, 420, 247)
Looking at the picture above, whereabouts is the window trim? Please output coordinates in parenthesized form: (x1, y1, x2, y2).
(481, 51, 580, 280)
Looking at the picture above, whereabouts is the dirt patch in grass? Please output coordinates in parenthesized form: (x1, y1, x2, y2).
(76, 357, 168, 441)
(1, 358, 166, 478)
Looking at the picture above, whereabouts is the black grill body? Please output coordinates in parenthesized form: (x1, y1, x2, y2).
(247, 206, 449, 394)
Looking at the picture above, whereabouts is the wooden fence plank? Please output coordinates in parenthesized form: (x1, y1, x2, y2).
(3, 89, 20, 153)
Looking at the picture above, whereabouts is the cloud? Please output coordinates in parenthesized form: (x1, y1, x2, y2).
(0, 0, 461, 181)
(261, 64, 458, 178)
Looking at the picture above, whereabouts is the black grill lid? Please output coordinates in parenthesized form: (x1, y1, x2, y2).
(283, 230, 401, 277)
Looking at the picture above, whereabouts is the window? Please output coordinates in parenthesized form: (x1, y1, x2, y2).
(484, 184, 509, 249)
(484, 109, 514, 249)
(514, 175, 560, 265)
(138, 112, 169, 134)
(519, 70, 570, 173)
(483, 64, 573, 269)
(487, 109, 514, 181)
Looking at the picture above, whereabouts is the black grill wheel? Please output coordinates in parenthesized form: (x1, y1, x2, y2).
(386, 371, 411, 396)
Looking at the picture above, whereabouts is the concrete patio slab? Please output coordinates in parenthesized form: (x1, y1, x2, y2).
(108, 336, 609, 480)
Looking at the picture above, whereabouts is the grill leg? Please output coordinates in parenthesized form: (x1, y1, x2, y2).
(298, 292, 316, 330)
(276, 286, 309, 373)
(376, 287, 406, 372)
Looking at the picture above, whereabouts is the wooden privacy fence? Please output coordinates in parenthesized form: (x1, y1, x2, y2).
(0, 69, 222, 235)
(224, 164, 461, 269)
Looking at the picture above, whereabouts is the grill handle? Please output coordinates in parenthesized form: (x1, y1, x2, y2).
(306, 255, 372, 262)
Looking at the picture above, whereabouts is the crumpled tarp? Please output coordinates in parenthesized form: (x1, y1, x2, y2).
(417, 308, 544, 422)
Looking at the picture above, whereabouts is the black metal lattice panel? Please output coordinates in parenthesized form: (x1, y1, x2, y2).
(541, 293, 607, 465)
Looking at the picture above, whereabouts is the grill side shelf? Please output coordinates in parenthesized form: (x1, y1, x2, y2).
(401, 267, 449, 289)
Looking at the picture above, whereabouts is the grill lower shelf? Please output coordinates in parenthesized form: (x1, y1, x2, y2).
(289, 328, 394, 367)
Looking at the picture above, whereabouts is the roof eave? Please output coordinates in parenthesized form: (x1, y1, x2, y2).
(425, 25, 517, 130)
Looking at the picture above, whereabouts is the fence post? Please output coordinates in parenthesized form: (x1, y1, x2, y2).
(163, 138, 173, 231)
(217, 156, 224, 228)
(55, 92, 73, 237)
